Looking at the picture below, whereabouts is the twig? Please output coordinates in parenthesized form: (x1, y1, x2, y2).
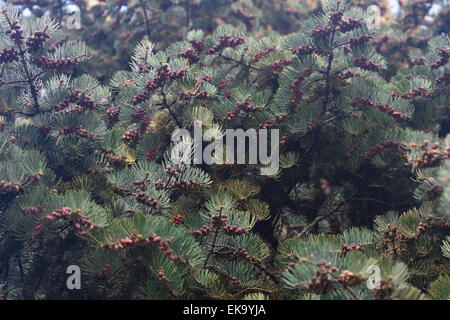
(2, 11, 41, 112)
(185, 0, 190, 27)
(161, 90, 182, 127)
(203, 206, 224, 268)
(299, 190, 357, 237)
(139, 0, 152, 40)
(201, 52, 260, 70)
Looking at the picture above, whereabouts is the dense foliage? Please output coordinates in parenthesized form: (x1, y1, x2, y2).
(0, 0, 449, 300)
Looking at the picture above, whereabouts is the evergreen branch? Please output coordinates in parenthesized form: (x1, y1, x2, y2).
(1, 11, 41, 112)
(203, 206, 224, 269)
(322, 6, 339, 112)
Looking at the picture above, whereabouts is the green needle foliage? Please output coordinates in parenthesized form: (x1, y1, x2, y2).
(0, 0, 449, 300)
